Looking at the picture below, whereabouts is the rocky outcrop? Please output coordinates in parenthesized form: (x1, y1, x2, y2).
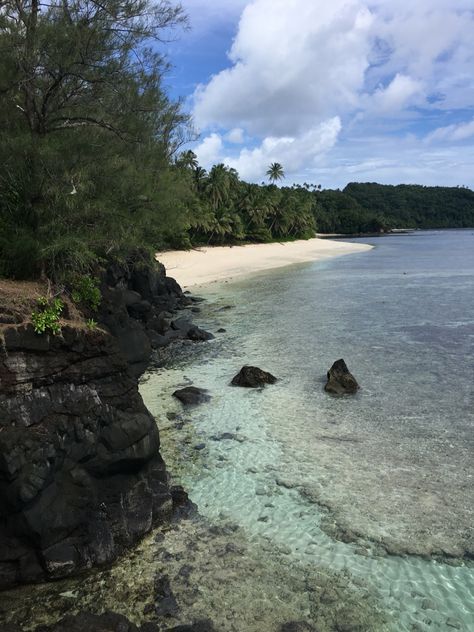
(324, 359, 359, 395)
(0, 260, 214, 591)
(0, 323, 171, 590)
(231, 366, 277, 388)
(99, 260, 212, 376)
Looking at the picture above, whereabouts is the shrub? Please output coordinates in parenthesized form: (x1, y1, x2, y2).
(86, 318, 98, 330)
(31, 297, 64, 335)
(71, 275, 101, 311)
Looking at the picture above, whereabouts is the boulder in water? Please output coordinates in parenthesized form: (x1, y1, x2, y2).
(231, 366, 277, 388)
(172, 386, 211, 405)
(325, 359, 359, 395)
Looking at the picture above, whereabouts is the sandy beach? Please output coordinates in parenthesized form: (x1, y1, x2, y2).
(156, 237, 372, 288)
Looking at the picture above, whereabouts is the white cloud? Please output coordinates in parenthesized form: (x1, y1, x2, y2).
(188, 0, 474, 186)
(193, 0, 373, 137)
(425, 118, 474, 143)
(194, 117, 342, 180)
(224, 117, 342, 180)
(226, 128, 245, 144)
(194, 132, 223, 167)
(369, 74, 425, 113)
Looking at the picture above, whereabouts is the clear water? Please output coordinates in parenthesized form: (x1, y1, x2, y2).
(142, 230, 474, 632)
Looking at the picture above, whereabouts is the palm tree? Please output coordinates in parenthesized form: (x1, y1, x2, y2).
(266, 162, 285, 183)
(206, 163, 241, 212)
(177, 150, 199, 170)
(192, 166, 207, 193)
(206, 164, 231, 211)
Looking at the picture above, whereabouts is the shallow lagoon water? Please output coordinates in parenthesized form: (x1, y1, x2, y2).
(142, 230, 474, 632)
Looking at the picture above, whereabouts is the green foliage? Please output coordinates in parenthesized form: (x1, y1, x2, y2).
(31, 297, 64, 335)
(0, 0, 192, 281)
(343, 183, 474, 230)
(86, 318, 98, 331)
(71, 276, 102, 311)
(314, 183, 474, 234)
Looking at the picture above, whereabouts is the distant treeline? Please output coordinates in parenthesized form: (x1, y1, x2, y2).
(315, 183, 474, 234)
(179, 172, 474, 248)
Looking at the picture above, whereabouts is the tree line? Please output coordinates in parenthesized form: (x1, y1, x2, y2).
(1, 1, 473, 282)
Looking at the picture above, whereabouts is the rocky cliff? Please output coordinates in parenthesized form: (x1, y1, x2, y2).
(0, 260, 207, 590)
(0, 322, 171, 589)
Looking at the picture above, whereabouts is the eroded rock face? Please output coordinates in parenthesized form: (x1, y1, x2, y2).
(324, 359, 359, 395)
(230, 366, 277, 388)
(0, 324, 171, 590)
(99, 261, 213, 375)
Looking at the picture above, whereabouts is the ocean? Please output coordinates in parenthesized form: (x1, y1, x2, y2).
(142, 230, 474, 631)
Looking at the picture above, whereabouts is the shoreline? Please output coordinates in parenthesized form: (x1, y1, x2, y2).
(156, 237, 372, 288)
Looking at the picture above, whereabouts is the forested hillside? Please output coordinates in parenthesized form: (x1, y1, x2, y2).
(342, 183, 474, 230)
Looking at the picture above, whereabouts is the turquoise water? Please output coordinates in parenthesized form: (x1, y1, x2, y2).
(142, 230, 474, 632)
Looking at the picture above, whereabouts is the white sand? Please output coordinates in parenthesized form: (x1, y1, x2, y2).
(156, 238, 372, 288)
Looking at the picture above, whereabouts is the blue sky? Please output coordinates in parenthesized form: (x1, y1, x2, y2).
(165, 0, 474, 189)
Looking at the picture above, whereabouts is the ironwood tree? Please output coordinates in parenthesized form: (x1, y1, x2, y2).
(0, 0, 192, 279)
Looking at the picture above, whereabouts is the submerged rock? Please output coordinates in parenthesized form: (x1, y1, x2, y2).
(324, 359, 359, 395)
(279, 623, 318, 632)
(33, 611, 159, 631)
(231, 365, 277, 388)
(167, 621, 217, 632)
(210, 432, 246, 443)
(187, 325, 214, 342)
(171, 318, 214, 342)
(172, 386, 211, 405)
(154, 575, 179, 618)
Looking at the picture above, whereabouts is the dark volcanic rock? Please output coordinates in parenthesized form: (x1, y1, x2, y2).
(324, 359, 359, 395)
(0, 259, 212, 591)
(231, 365, 277, 388)
(187, 325, 214, 342)
(171, 318, 214, 342)
(210, 432, 245, 443)
(167, 621, 217, 632)
(99, 258, 188, 373)
(170, 485, 197, 518)
(0, 325, 171, 590)
(154, 575, 179, 618)
(33, 611, 160, 631)
(279, 623, 318, 632)
(172, 386, 211, 405)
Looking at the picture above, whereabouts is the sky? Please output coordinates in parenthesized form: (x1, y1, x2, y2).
(164, 0, 474, 189)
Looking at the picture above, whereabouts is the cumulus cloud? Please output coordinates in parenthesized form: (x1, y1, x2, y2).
(224, 117, 342, 180)
(425, 119, 474, 143)
(194, 133, 223, 167)
(226, 128, 245, 144)
(193, 0, 373, 137)
(369, 74, 425, 113)
(189, 0, 474, 185)
(194, 118, 341, 180)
